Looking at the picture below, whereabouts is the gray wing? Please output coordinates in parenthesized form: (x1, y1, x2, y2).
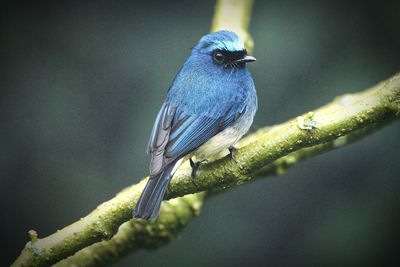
(147, 103, 177, 177)
(147, 101, 247, 177)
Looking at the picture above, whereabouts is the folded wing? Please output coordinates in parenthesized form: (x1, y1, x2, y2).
(147, 99, 246, 177)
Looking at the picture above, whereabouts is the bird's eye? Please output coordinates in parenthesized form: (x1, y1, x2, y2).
(213, 51, 225, 64)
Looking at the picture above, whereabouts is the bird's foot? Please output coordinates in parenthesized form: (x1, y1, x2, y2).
(228, 146, 238, 163)
(189, 158, 207, 189)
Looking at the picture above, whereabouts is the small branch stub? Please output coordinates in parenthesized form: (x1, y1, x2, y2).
(28, 230, 38, 244)
(297, 112, 319, 130)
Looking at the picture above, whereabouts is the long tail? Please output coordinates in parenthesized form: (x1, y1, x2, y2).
(133, 161, 178, 220)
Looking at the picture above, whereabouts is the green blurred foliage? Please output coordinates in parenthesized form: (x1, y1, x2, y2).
(1, 1, 399, 266)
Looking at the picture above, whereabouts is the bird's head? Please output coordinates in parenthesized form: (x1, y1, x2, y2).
(192, 30, 256, 69)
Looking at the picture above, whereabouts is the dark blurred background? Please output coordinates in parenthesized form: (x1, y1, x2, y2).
(1, 1, 400, 266)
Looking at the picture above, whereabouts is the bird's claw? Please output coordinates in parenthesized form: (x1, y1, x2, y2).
(228, 146, 238, 163)
(189, 158, 202, 189)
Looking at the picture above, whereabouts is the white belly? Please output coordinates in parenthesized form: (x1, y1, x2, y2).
(191, 113, 254, 161)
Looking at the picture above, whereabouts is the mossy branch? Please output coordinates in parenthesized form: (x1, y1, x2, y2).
(55, 99, 399, 267)
(12, 0, 400, 266)
(54, 193, 205, 267)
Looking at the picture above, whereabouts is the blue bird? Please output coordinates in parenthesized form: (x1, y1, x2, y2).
(133, 30, 257, 220)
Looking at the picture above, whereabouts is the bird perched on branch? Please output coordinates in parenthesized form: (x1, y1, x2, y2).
(133, 30, 257, 220)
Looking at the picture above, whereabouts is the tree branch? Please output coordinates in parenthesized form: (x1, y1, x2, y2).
(53, 193, 205, 267)
(53, 109, 397, 267)
(211, 0, 254, 53)
(12, 0, 400, 265)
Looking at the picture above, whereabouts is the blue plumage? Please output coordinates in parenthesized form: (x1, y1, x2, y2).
(133, 30, 257, 220)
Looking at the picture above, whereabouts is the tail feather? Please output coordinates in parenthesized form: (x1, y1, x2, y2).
(133, 163, 176, 220)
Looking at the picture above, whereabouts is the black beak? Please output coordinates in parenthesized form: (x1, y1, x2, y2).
(236, 55, 256, 64)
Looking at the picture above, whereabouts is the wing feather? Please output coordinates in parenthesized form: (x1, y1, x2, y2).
(147, 99, 246, 177)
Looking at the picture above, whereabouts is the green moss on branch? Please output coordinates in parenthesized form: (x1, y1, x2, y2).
(53, 193, 204, 267)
